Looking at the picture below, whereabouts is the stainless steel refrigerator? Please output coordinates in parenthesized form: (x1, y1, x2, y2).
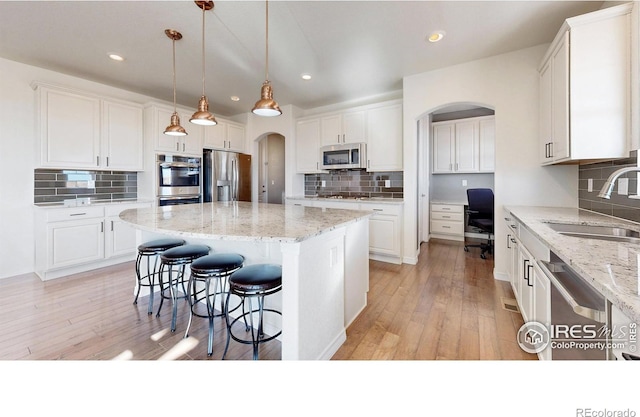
(203, 149, 252, 203)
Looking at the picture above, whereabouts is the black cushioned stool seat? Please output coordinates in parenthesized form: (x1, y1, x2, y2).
(223, 264, 282, 360)
(134, 238, 186, 314)
(158, 244, 210, 332)
(185, 253, 245, 356)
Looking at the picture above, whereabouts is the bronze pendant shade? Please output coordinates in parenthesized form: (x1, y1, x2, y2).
(252, 0, 281, 117)
(164, 29, 188, 137)
(190, 1, 217, 126)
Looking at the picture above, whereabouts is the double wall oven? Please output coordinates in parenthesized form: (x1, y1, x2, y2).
(157, 154, 201, 206)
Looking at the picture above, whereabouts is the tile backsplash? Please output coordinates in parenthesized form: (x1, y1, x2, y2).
(34, 169, 137, 204)
(578, 151, 640, 222)
(304, 170, 403, 199)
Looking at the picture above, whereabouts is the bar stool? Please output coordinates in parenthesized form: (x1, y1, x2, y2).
(185, 253, 245, 356)
(134, 238, 186, 314)
(223, 264, 282, 360)
(157, 244, 210, 332)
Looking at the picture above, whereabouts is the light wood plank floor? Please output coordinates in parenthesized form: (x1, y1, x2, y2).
(0, 239, 535, 360)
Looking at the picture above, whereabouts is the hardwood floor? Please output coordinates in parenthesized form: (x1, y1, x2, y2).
(0, 239, 535, 360)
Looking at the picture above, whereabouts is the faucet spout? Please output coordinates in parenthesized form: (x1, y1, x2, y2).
(598, 166, 640, 199)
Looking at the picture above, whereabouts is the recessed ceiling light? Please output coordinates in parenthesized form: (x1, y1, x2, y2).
(427, 31, 445, 43)
(108, 53, 125, 61)
(230, 96, 240, 102)
(301, 73, 312, 81)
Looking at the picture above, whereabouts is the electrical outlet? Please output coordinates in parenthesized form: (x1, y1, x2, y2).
(587, 178, 593, 192)
(321, 180, 326, 188)
(462, 179, 467, 186)
(385, 180, 391, 188)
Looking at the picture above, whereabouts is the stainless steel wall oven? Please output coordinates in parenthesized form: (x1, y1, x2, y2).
(157, 154, 201, 206)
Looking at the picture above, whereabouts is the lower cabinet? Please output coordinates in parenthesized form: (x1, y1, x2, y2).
(35, 202, 150, 280)
(430, 203, 465, 241)
(287, 198, 403, 263)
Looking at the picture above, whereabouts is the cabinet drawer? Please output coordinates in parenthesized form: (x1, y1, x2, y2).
(431, 211, 463, 222)
(431, 204, 463, 214)
(363, 204, 402, 216)
(431, 219, 464, 236)
(46, 206, 104, 222)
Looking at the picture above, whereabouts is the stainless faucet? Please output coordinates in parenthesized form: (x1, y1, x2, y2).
(598, 166, 640, 199)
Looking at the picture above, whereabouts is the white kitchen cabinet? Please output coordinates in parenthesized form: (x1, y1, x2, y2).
(320, 111, 366, 146)
(432, 116, 494, 174)
(517, 242, 535, 323)
(35, 201, 151, 281)
(148, 104, 203, 157)
(532, 262, 551, 360)
(296, 118, 323, 173)
(539, 3, 632, 164)
(203, 119, 246, 152)
(33, 83, 144, 171)
(287, 198, 403, 264)
(366, 103, 403, 172)
(430, 203, 465, 241)
(366, 202, 402, 263)
(102, 99, 144, 171)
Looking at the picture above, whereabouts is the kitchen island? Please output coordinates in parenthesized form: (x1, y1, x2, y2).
(119, 201, 373, 360)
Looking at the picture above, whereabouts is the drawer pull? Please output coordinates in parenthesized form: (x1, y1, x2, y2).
(442, 215, 450, 219)
(442, 226, 450, 229)
(69, 213, 87, 216)
(373, 209, 383, 212)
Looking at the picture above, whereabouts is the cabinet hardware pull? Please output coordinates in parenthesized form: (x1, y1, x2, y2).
(106, 156, 109, 167)
(182, 143, 185, 152)
(176, 142, 180, 151)
(69, 213, 86, 216)
(507, 234, 511, 249)
(337, 134, 340, 143)
(442, 225, 450, 228)
(442, 208, 451, 210)
(111, 220, 114, 231)
(510, 238, 516, 244)
(101, 221, 104, 233)
(373, 209, 383, 212)
(527, 264, 534, 287)
(442, 215, 450, 218)
(523, 259, 530, 281)
(96, 156, 100, 166)
(342, 134, 345, 142)
(549, 142, 553, 158)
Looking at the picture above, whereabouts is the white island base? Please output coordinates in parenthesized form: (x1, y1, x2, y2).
(122, 202, 371, 360)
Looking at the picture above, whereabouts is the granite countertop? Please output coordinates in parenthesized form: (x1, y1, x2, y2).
(287, 196, 403, 204)
(120, 201, 373, 243)
(505, 206, 640, 323)
(34, 198, 154, 209)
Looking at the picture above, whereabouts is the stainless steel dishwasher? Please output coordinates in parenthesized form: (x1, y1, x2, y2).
(538, 253, 608, 360)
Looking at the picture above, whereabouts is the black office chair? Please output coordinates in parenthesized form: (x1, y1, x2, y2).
(464, 188, 494, 259)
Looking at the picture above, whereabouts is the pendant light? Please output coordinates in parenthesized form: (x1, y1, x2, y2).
(252, 0, 282, 117)
(164, 29, 188, 137)
(190, 1, 217, 126)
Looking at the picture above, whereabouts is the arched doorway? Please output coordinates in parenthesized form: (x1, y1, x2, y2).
(418, 103, 495, 246)
(258, 133, 286, 204)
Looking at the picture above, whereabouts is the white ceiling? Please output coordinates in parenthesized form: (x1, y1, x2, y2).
(0, 0, 605, 117)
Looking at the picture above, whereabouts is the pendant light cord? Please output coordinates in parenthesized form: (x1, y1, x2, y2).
(265, 0, 269, 82)
(201, 3, 206, 95)
(172, 37, 177, 113)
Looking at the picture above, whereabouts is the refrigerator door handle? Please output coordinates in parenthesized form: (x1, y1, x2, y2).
(232, 158, 238, 201)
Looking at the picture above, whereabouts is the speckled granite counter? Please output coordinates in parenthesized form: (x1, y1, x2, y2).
(120, 201, 372, 243)
(505, 206, 640, 323)
(120, 201, 372, 360)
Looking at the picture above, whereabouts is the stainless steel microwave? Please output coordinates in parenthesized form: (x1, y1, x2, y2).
(320, 143, 367, 170)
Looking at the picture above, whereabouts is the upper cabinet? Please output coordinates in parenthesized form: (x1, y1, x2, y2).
(33, 83, 144, 171)
(296, 118, 322, 173)
(295, 100, 403, 173)
(320, 111, 366, 146)
(539, 3, 633, 165)
(432, 115, 495, 174)
(145, 103, 203, 157)
(366, 103, 403, 171)
(203, 118, 246, 153)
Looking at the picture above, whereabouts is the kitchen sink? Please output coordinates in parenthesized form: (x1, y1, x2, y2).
(544, 222, 640, 243)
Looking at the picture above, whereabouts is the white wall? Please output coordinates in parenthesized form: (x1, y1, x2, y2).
(0, 57, 157, 279)
(403, 45, 578, 277)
